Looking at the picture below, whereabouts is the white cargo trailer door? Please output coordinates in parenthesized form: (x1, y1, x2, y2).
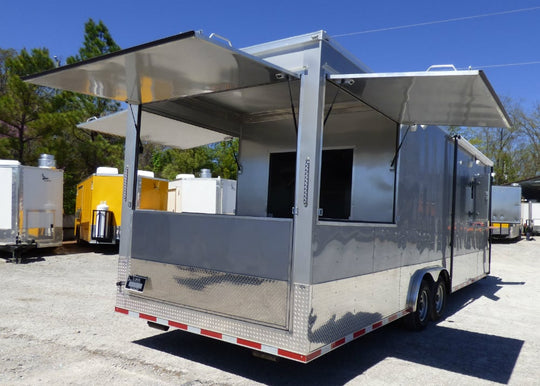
(0, 167, 14, 230)
(21, 167, 63, 246)
(328, 70, 510, 128)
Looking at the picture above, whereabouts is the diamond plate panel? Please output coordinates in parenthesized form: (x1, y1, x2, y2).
(116, 274, 312, 354)
(117, 256, 455, 355)
(128, 258, 289, 328)
(309, 268, 399, 351)
(308, 259, 450, 352)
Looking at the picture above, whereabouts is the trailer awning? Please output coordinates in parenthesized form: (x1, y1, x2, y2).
(77, 110, 231, 149)
(328, 70, 511, 128)
(24, 31, 296, 104)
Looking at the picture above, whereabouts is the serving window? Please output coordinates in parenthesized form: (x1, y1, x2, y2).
(267, 149, 353, 219)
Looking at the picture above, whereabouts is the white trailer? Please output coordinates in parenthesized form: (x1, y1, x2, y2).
(167, 172, 236, 215)
(521, 201, 540, 235)
(491, 185, 522, 240)
(25, 31, 510, 362)
(0, 155, 63, 262)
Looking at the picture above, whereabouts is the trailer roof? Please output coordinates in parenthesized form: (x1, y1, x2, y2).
(329, 71, 510, 128)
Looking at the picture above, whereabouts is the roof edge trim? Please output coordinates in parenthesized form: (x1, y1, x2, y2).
(455, 135, 494, 167)
(23, 31, 197, 82)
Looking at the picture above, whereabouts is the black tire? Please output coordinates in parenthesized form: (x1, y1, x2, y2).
(430, 277, 447, 322)
(405, 279, 431, 330)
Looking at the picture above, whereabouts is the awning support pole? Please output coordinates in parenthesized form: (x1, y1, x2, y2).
(119, 103, 142, 258)
(291, 45, 326, 285)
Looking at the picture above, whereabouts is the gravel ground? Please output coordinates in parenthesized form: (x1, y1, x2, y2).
(0, 239, 539, 385)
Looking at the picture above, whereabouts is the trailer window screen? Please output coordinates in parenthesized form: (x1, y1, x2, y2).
(267, 152, 296, 218)
(267, 149, 353, 220)
(319, 149, 353, 220)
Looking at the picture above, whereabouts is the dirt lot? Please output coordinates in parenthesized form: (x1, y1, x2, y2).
(1, 239, 539, 385)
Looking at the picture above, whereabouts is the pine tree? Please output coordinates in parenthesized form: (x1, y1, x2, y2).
(0, 48, 56, 163)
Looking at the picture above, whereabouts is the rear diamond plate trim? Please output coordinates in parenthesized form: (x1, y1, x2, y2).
(128, 258, 289, 328)
(116, 254, 311, 353)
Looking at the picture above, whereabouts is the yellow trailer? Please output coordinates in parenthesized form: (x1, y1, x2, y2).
(74, 167, 167, 244)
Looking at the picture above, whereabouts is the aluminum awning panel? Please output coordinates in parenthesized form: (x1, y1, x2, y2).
(24, 31, 296, 104)
(329, 70, 510, 128)
(77, 110, 230, 149)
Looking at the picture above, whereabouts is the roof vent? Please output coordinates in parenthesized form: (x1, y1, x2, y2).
(137, 170, 154, 178)
(96, 167, 119, 175)
(200, 169, 212, 178)
(175, 174, 195, 180)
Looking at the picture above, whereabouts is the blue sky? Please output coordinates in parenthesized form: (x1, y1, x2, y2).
(1, 0, 539, 110)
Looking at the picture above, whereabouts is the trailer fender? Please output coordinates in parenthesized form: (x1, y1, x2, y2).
(406, 267, 447, 312)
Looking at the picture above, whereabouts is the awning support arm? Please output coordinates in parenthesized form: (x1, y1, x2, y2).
(329, 78, 399, 124)
(128, 105, 143, 208)
(230, 137, 242, 174)
(129, 105, 144, 155)
(287, 76, 298, 134)
(324, 87, 340, 125)
(390, 125, 412, 168)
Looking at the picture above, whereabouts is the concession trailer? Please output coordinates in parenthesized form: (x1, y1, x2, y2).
(0, 154, 63, 262)
(25, 30, 510, 362)
(74, 167, 167, 244)
(490, 184, 522, 240)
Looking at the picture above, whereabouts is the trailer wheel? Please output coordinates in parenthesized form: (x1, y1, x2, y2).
(430, 278, 447, 321)
(405, 279, 431, 330)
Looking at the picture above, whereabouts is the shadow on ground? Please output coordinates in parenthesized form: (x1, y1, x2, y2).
(134, 275, 523, 385)
(0, 241, 118, 263)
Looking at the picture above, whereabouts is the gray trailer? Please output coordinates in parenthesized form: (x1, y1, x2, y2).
(491, 185, 522, 240)
(25, 30, 510, 362)
(0, 155, 63, 262)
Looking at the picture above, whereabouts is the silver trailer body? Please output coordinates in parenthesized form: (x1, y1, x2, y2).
(491, 185, 522, 239)
(26, 31, 510, 362)
(521, 201, 540, 234)
(0, 160, 63, 249)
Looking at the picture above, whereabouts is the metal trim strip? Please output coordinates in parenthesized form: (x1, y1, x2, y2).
(23, 31, 197, 81)
(451, 273, 487, 293)
(114, 307, 409, 363)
